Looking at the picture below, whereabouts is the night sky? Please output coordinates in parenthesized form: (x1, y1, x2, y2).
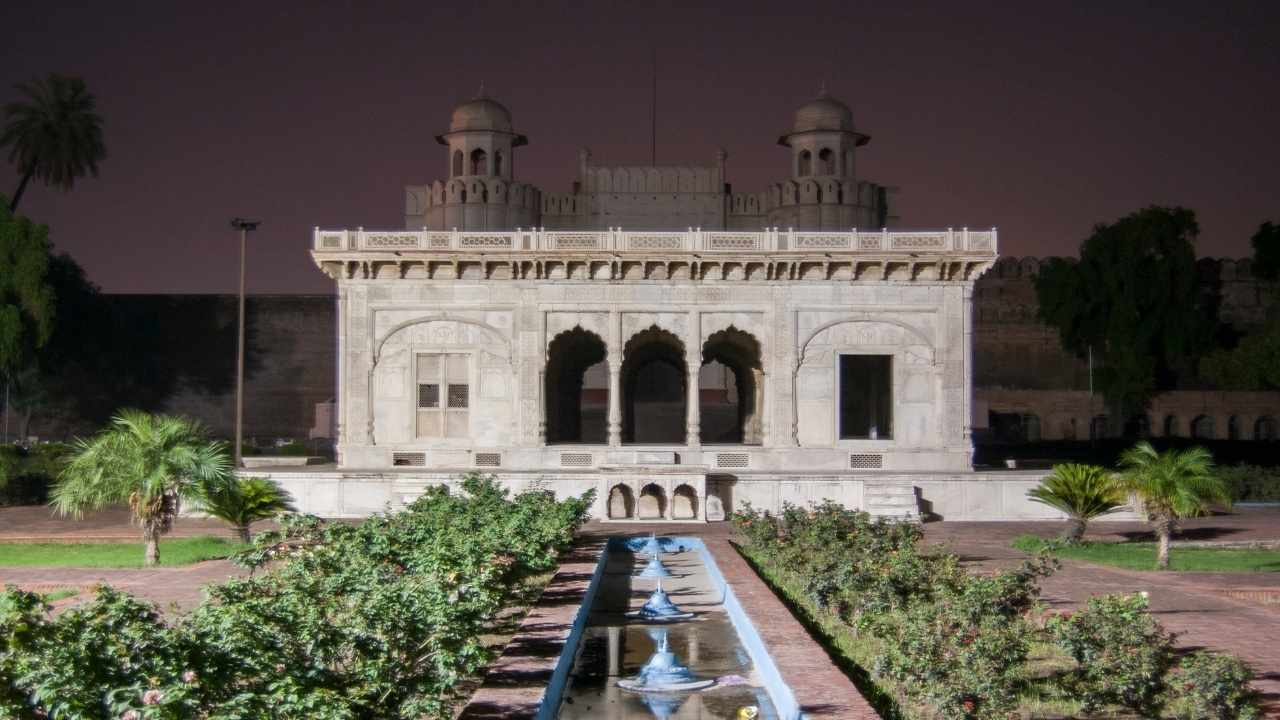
(2, 1, 1277, 294)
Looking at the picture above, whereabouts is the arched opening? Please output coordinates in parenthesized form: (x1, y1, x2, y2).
(470, 148, 488, 176)
(545, 328, 608, 443)
(494, 150, 504, 177)
(622, 327, 686, 444)
(607, 484, 634, 519)
(699, 327, 763, 444)
(1164, 415, 1180, 437)
(1228, 415, 1241, 441)
(797, 150, 812, 177)
(817, 148, 835, 175)
(452, 150, 463, 177)
(1256, 416, 1277, 441)
(1191, 414, 1215, 439)
(638, 483, 666, 519)
(1089, 415, 1108, 440)
(672, 485, 698, 520)
(1123, 415, 1151, 438)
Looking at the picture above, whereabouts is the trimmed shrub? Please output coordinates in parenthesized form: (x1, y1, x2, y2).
(1216, 465, 1280, 503)
(1049, 593, 1176, 715)
(1167, 651, 1260, 720)
(0, 443, 71, 506)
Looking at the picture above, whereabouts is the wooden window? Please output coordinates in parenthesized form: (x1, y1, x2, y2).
(416, 353, 469, 438)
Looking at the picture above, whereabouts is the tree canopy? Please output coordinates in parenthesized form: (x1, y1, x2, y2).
(1200, 220, 1280, 390)
(1034, 206, 1217, 425)
(0, 200, 55, 383)
(1, 74, 106, 211)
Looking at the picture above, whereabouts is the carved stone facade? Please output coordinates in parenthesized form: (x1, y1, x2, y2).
(263, 222, 1074, 523)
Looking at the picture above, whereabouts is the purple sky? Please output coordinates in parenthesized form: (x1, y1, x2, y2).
(3, 1, 1278, 294)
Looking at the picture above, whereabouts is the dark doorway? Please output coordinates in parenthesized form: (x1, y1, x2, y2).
(839, 354, 892, 439)
(622, 327, 686, 444)
(545, 327, 607, 443)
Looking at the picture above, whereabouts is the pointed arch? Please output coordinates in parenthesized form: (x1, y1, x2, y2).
(701, 326, 764, 444)
(621, 326, 687, 444)
(545, 326, 608, 443)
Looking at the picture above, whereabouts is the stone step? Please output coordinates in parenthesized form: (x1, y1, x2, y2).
(863, 481, 920, 521)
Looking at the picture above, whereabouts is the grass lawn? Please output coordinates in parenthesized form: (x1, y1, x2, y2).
(0, 536, 248, 568)
(1013, 535, 1280, 572)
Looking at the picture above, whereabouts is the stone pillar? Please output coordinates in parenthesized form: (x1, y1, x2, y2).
(608, 311, 622, 446)
(607, 361, 622, 446)
(686, 363, 701, 447)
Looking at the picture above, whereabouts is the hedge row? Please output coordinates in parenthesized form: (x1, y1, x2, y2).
(734, 502, 1261, 719)
(1, 474, 593, 719)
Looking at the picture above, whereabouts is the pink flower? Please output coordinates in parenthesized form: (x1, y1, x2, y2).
(122, 712, 140, 720)
(142, 689, 163, 705)
(181, 670, 197, 683)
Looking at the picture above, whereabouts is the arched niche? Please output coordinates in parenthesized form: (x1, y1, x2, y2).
(638, 483, 666, 520)
(608, 484, 635, 519)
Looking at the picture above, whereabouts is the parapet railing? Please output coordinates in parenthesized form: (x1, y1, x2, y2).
(312, 227, 998, 255)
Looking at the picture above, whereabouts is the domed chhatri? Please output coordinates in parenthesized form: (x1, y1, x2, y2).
(448, 91, 515, 133)
(792, 89, 855, 133)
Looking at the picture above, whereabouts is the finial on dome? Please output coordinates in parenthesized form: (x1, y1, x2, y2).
(818, 79, 828, 98)
(476, 81, 487, 99)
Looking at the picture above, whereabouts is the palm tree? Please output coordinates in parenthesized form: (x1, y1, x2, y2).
(1028, 463, 1126, 543)
(51, 410, 230, 566)
(1, 73, 106, 212)
(195, 475, 294, 543)
(1117, 441, 1230, 570)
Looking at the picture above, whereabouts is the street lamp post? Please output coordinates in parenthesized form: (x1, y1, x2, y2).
(230, 218, 260, 468)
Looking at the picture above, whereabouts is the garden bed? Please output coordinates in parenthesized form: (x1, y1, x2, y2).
(1012, 535, 1280, 572)
(734, 502, 1264, 720)
(0, 536, 247, 568)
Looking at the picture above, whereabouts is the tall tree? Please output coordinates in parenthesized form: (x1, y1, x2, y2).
(1117, 441, 1229, 570)
(1035, 207, 1216, 431)
(1, 74, 106, 212)
(51, 411, 231, 565)
(1201, 221, 1280, 391)
(1250, 221, 1280, 281)
(0, 200, 55, 440)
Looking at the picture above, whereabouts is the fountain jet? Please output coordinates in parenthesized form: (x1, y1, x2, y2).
(617, 627, 715, 693)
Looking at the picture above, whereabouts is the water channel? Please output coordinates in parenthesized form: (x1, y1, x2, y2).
(555, 536, 785, 720)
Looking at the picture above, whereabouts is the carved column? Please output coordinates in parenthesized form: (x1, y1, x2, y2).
(686, 362, 701, 448)
(686, 310, 701, 447)
(607, 361, 622, 447)
(608, 311, 622, 446)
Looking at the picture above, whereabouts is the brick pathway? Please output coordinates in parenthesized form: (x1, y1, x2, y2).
(0, 560, 249, 614)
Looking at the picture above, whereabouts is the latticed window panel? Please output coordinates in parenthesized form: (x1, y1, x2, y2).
(474, 452, 501, 467)
(715, 453, 749, 469)
(417, 384, 440, 408)
(560, 452, 593, 467)
(849, 453, 883, 469)
(392, 452, 426, 467)
(447, 384, 469, 409)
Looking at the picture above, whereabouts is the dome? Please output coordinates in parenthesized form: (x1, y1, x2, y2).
(449, 93, 514, 133)
(791, 92, 854, 133)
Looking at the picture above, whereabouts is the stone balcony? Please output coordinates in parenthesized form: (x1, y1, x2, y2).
(311, 227, 998, 282)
